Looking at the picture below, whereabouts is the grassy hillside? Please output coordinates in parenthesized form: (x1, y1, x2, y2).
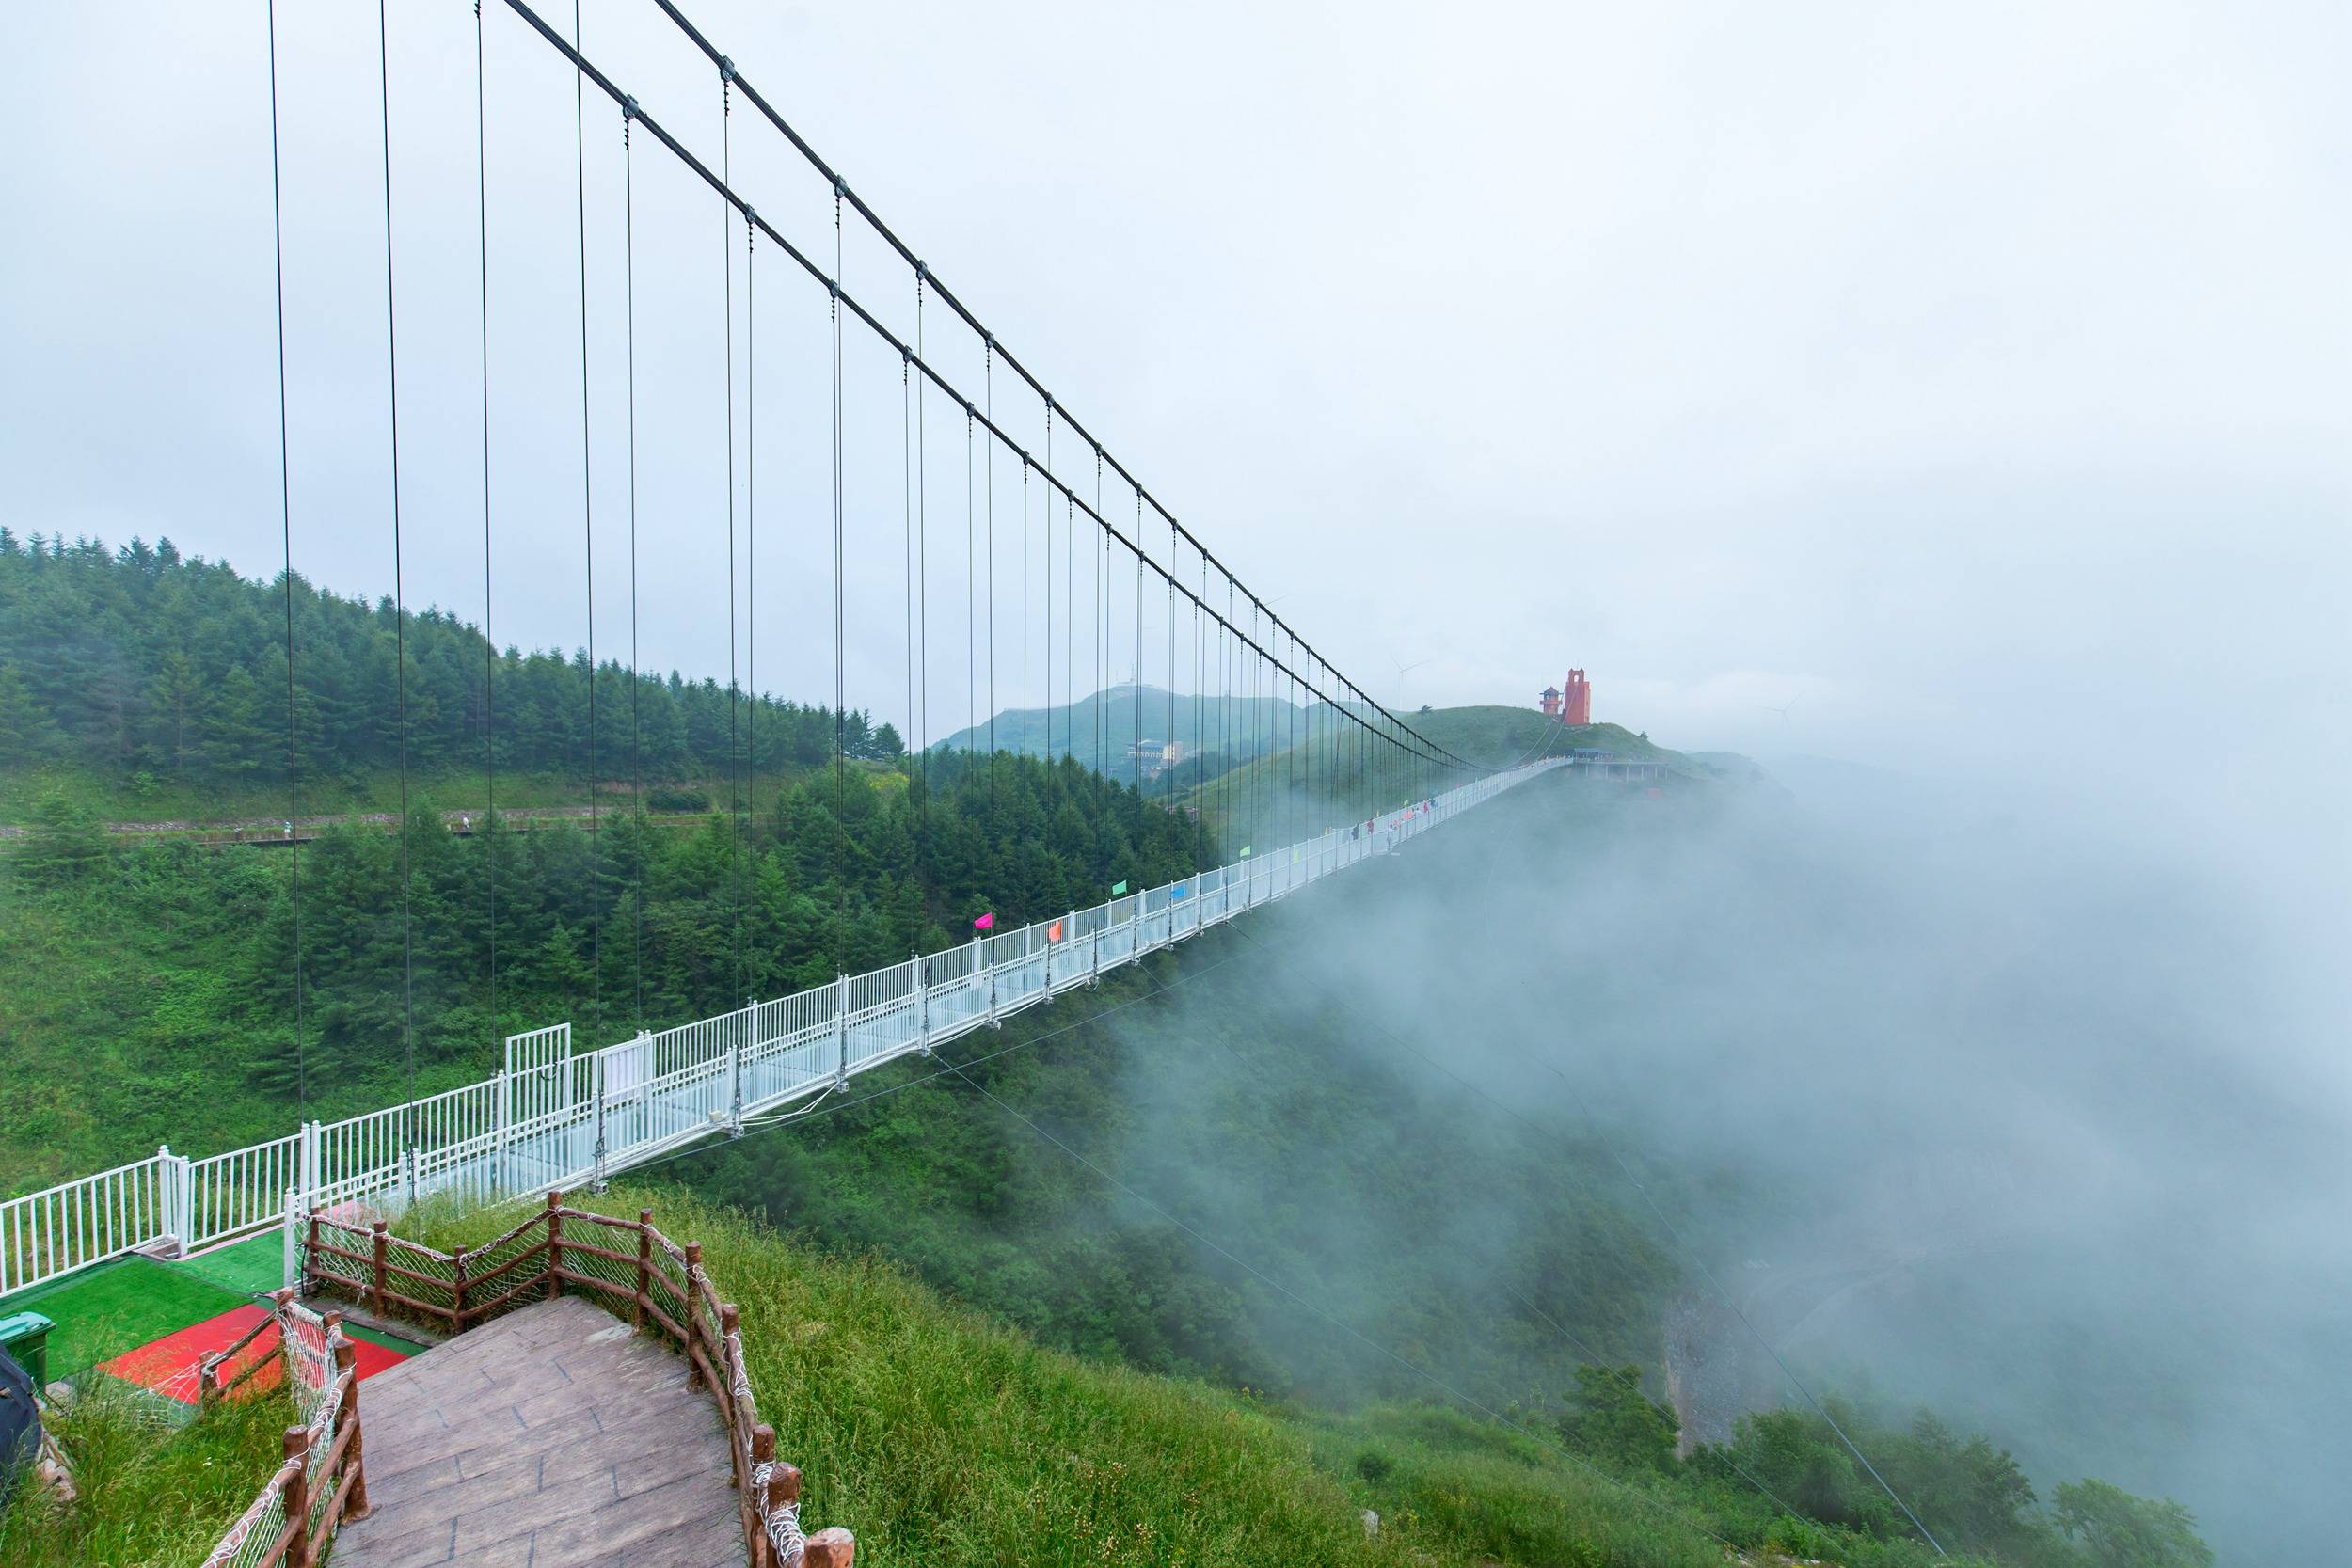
(930, 683, 1296, 780)
(0, 751, 1203, 1193)
(1406, 709, 1686, 770)
(398, 1186, 1732, 1568)
(1180, 705, 1702, 847)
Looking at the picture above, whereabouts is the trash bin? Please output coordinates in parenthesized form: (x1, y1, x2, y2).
(0, 1312, 54, 1391)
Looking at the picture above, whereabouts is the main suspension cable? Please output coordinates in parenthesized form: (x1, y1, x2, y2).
(489, 2, 1461, 776)
(633, 0, 1466, 774)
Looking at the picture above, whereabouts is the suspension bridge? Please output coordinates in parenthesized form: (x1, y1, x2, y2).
(0, 7, 1990, 1566)
(0, 0, 1543, 1335)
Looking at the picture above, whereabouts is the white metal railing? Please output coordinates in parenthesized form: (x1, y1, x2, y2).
(0, 760, 1560, 1298)
(1, 1149, 178, 1297)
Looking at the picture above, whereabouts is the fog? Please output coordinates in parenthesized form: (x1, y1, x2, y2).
(1095, 752, 2347, 1564)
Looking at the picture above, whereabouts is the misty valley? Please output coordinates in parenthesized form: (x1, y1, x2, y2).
(4, 532, 2314, 1568)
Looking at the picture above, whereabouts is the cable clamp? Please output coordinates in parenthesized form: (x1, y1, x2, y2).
(622, 96, 641, 122)
(743, 205, 758, 228)
(834, 174, 848, 197)
(718, 55, 738, 84)
(828, 277, 840, 301)
(915, 259, 929, 281)
(902, 341, 913, 363)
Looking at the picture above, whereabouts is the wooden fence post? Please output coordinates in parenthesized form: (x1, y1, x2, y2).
(763, 1469, 804, 1568)
(682, 1242, 704, 1388)
(803, 1528, 855, 1567)
(369, 1222, 389, 1319)
(545, 1191, 564, 1299)
(451, 1244, 469, 1329)
(749, 1424, 787, 1568)
(720, 1304, 740, 1405)
(282, 1425, 314, 1568)
(635, 1209, 653, 1331)
(334, 1334, 369, 1522)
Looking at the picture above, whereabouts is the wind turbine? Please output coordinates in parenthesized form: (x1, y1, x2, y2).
(1760, 695, 1801, 721)
(1392, 655, 1432, 710)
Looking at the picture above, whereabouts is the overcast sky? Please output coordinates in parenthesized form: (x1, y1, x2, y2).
(4, 0, 2345, 798)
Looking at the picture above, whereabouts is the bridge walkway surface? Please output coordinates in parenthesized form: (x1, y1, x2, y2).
(328, 1296, 745, 1568)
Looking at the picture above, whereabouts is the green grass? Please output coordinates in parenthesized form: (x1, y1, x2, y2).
(403, 1186, 1731, 1568)
(0, 1258, 249, 1382)
(1305, 1404, 1725, 1568)
(0, 1376, 296, 1568)
(174, 1233, 286, 1300)
(1182, 706, 1694, 846)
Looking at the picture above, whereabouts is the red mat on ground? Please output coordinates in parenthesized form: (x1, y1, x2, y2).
(102, 1305, 410, 1404)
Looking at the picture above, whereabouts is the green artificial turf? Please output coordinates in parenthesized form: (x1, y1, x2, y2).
(174, 1232, 283, 1298)
(2, 1241, 426, 1383)
(0, 1257, 248, 1381)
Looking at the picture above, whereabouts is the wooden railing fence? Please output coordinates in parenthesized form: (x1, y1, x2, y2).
(295, 1192, 851, 1567)
(195, 1292, 369, 1568)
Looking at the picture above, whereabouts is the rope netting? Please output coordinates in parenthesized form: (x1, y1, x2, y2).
(301, 1217, 372, 1297)
(199, 1473, 293, 1568)
(464, 1212, 554, 1317)
(198, 1305, 349, 1568)
(280, 1297, 340, 1429)
(307, 1213, 467, 1327)
(554, 1211, 645, 1302)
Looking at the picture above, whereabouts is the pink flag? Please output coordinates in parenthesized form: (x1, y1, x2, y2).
(974, 911, 995, 931)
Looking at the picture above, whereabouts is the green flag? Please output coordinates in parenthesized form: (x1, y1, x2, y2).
(1111, 880, 1128, 895)
(1240, 846, 1252, 857)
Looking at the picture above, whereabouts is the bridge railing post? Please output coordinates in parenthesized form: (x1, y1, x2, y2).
(733, 1004, 752, 1132)
(281, 1184, 301, 1291)
(591, 1054, 609, 1192)
(834, 974, 850, 1083)
(914, 953, 930, 1055)
(156, 1144, 187, 1258)
(493, 1067, 511, 1196)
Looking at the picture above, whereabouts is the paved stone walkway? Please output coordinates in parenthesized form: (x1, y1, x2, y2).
(329, 1296, 746, 1568)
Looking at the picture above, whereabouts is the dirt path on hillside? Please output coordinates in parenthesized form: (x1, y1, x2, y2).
(0, 802, 700, 842)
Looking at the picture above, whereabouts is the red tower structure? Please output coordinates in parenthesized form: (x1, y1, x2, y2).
(1562, 670, 1592, 726)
